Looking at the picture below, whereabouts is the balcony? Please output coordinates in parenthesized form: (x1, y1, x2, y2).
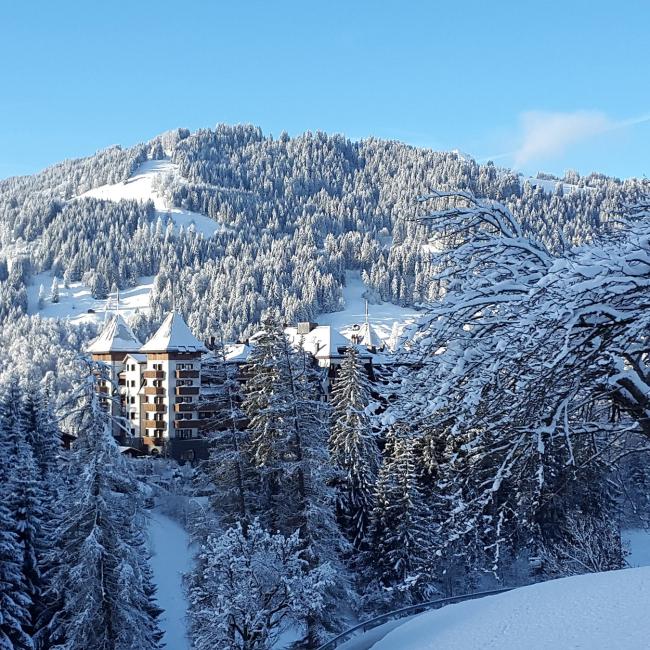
(174, 403, 196, 412)
(175, 419, 200, 429)
(176, 387, 199, 396)
(98, 386, 110, 394)
(143, 370, 165, 379)
(176, 370, 199, 379)
(144, 420, 166, 430)
(144, 404, 166, 413)
(144, 387, 165, 396)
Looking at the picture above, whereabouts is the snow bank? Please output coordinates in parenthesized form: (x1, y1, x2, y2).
(373, 567, 650, 650)
(148, 510, 192, 650)
(78, 159, 226, 237)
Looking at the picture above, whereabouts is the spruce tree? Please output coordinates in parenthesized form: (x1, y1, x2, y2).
(39, 391, 163, 650)
(0, 501, 33, 650)
(366, 429, 432, 605)
(329, 345, 378, 549)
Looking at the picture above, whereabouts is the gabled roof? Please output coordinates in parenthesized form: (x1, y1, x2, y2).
(87, 314, 142, 354)
(140, 312, 207, 353)
(285, 325, 354, 359)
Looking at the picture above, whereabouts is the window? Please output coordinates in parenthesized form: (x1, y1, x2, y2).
(130, 380, 136, 388)
(130, 396, 135, 404)
(130, 412, 136, 420)
(180, 450, 195, 460)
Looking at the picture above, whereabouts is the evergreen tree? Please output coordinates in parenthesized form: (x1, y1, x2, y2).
(241, 315, 350, 644)
(366, 429, 432, 605)
(0, 501, 33, 650)
(39, 390, 162, 650)
(49, 277, 59, 304)
(329, 345, 378, 549)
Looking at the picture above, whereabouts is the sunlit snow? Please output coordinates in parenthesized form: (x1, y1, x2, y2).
(78, 159, 226, 238)
(26, 272, 154, 325)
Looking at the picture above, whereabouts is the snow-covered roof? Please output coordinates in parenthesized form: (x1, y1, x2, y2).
(87, 313, 142, 354)
(224, 342, 252, 364)
(140, 312, 207, 353)
(285, 325, 352, 359)
(125, 353, 147, 363)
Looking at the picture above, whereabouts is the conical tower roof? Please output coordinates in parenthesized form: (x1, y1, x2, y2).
(140, 312, 206, 353)
(359, 321, 382, 349)
(87, 313, 142, 354)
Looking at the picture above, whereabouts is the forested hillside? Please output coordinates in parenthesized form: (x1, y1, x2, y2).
(1, 125, 647, 342)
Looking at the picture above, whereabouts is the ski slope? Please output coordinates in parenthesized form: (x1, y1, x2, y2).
(319, 271, 422, 347)
(372, 567, 650, 650)
(78, 159, 226, 237)
(148, 510, 192, 650)
(26, 272, 154, 325)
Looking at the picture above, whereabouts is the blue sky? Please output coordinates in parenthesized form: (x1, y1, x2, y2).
(1, 0, 648, 180)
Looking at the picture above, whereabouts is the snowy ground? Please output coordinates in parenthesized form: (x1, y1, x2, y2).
(372, 567, 650, 650)
(78, 159, 226, 238)
(26, 272, 154, 325)
(319, 271, 422, 347)
(148, 510, 192, 650)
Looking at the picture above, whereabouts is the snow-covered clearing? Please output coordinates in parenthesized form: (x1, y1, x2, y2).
(78, 159, 226, 238)
(319, 271, 422, 346)
(26, 271, 154, 325)
(148, 509, 192, 650)
(372, 567, 650, 650)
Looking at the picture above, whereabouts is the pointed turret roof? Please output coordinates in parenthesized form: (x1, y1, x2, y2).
(140, 312, 207, 353)
(87, 314, 142, 354)
(359, 321, 382, 350)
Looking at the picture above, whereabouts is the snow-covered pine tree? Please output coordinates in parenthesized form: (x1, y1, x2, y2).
(365, 428, 432, 607)
(49, 277, 59, 304)
(0, 500, 33, 650)
(241, 314, 350, 644)
(328, 345, 378, 550)
(38, 385, 162, 650)
(197, 337, 256, 533)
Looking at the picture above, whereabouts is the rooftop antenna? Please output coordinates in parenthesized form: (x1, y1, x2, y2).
(116, 287, 120, 316)
(171, 278, 176, 313)
(365, 299, 369, 326)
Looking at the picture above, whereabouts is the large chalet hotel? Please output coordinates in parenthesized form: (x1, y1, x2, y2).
(88, 310, 389, 462)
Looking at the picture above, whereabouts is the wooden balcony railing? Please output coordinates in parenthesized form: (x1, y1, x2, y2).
(174, 403, 196, 412)
(144, 387, 165, 396)
(176, 370, 199, 379)
(144, 404, 166, 413)
(176, 387, 199, 396)
(175, 420, 200, 429)
(143, 370, 165, 379)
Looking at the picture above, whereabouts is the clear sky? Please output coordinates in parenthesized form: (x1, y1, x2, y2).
(1, 0, 648, 180)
